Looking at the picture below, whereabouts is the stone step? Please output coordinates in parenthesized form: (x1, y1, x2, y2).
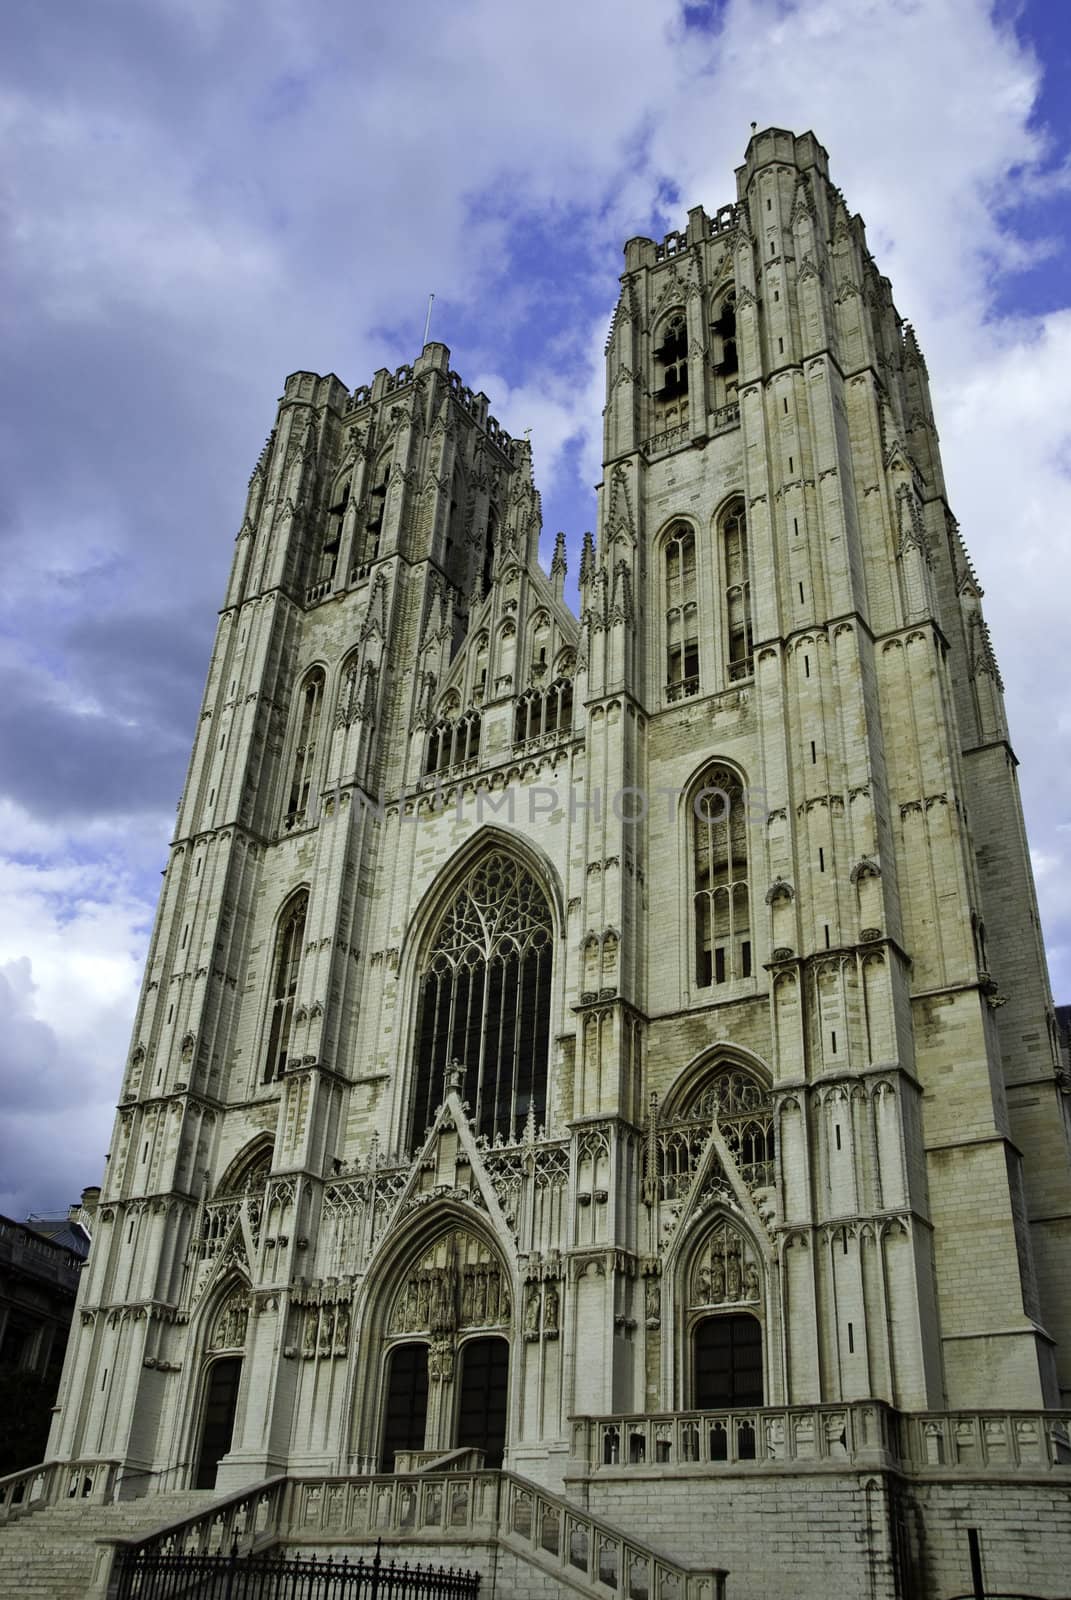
(0, 1489, 220, 1600)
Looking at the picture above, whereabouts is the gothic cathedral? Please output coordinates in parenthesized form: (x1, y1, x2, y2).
(48, 128, 1071, 1593)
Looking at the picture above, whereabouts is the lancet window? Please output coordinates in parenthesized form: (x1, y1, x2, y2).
(513, 679, 573, 746)
(317, 480, 349, 587)
(720, 500, 753, 680)
(424, 710, 481, 776)
(692, 765, 751, 986)
(263, 891, 308, 1082)
(655, 312, 689, 403)
(356, 449, 391, 572)
(665, 522, 699, 701)
(411, 852, 553, 1143)
(284, 670, 325, 830)
(711, 292, 738, 382)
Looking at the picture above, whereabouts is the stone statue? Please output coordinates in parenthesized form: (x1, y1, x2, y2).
(543, 1280, 560, 1337)
(523, 1282, 541, 1341)
(303, 1307, 319, 1358)
(727, 1242, 741, 1301)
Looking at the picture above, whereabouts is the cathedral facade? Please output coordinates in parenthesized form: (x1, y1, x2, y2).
(47, 127, 1071, 1590)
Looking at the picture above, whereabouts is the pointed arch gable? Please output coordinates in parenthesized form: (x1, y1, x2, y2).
(402, 825, 565, 962)
(215, 1134, 274, 1198)
(660, 1041, 772, 1122)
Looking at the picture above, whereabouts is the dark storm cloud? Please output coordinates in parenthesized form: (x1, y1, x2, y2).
(0, 634, 198, 821)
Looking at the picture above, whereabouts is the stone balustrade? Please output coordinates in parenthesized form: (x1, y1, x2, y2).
(78, 1467, 724, 1600)
(0, 1457, 120, 1525)
(569, 1403, 1071, 1479)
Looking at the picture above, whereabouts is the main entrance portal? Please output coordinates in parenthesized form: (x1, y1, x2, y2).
(382, 1342, 430, 1470)
(456, 1335, 509, 1467)
(693, 1313, 763, 1408)
(195, 1357, 242, 1489)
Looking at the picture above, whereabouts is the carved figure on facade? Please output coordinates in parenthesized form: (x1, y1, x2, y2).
(543, 1280, 560, 1340)
(691, 1219, 761, 1309)
(390, 1229, 509, 1335)
(523, 1282, 541, 1342)
(211, 1287, 250, 1351)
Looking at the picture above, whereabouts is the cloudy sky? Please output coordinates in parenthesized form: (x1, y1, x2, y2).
(3, 0, 1071, 1219)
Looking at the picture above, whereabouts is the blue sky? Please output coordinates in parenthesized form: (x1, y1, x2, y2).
(3, 0, 1071, 1217)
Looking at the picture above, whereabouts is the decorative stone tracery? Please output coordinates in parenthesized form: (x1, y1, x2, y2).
(389, 1229, 511, 1337)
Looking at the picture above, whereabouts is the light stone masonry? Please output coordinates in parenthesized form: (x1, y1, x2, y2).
(14, 125, 1071, 1600)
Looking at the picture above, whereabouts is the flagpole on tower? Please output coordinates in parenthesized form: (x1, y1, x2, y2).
(423, 293, 435, 346)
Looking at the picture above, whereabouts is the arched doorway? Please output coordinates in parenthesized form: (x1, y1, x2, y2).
(195, 1357, 242, 1489)
(376, 1226, 513, 1469)
(693, 1313, 763, 1408)
(381, 1342, 430, 1471)
(456, 1335, 509, 1467)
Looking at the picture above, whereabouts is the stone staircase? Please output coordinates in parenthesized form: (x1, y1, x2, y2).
(0, 1490, 216, 1599)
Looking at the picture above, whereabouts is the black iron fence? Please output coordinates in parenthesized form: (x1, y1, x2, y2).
(114, 1537, 480, 1600)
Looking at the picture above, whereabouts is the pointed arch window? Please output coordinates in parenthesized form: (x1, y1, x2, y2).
(482, 506, 499, 596)
(664, 522, 699, 701)
(263, 891, 308, 1082)
(358, 450, 391, 571)
(655, 312, 689, 402)
(317, 480, 349, 589)
(424, 710, 481, 776)
(513, 678, 573, 746)
(692, 766, 751, 987)
(411, 852, 553, 1143)
(720, 500, 753, 681)
(285, 670, 324, 830)
(445, 462, 466, 573)
(712, 292, 738, 379)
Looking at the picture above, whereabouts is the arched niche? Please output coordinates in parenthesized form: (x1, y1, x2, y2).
(682, 1215, 767, 1412)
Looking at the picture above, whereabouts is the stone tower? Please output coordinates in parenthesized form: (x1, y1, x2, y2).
(45, 128, 1071, 1595)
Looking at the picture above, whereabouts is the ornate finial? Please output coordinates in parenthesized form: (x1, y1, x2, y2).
(551, 531, 567, 577)
(579, 530, 595, 587)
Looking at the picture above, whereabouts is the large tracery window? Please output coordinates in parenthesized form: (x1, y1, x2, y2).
(263, 891, 308, 1083)
(411, 852, 553, 1144)
(693, 766, 752, 987)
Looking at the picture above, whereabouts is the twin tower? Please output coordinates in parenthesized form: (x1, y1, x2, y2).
(51, 128, 1071, 1512)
